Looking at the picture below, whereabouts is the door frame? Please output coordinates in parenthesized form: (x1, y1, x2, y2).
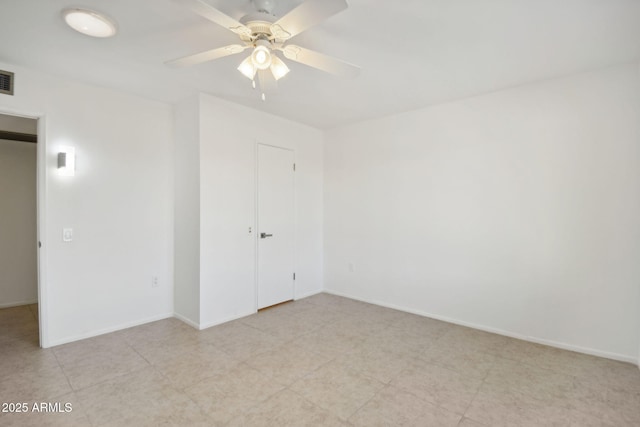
(254, 141, 296, 311)
(0, 107, 48, 348)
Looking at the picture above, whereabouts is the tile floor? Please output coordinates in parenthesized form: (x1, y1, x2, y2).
(1, 294, 640, 426)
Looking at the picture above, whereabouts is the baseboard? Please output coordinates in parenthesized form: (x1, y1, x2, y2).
(177, 294, 323, 330)
(295, 288, 323, 300)
(46, 312, 174, 348)
(173, 312, 200, 329)
(0, 299, 38, 309)
(324, 288, 638, 365)
(198, 309, 256, 330)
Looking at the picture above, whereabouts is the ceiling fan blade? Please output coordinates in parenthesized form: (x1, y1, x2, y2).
(175, 0, 252, 38)
(270, 0, 348, 40)
(281, 45, 360, 78)
(165, 44, 247, 67)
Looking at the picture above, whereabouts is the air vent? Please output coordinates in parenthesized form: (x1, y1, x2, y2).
(0, 70, 14, 96)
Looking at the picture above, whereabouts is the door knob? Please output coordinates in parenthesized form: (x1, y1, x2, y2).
(260, 232, 273, 239)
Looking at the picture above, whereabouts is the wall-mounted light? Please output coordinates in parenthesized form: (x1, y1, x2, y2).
(58, 147, 75, 176)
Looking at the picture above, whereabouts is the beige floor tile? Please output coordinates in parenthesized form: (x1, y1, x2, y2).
(0, 363, 72, 403)
(575, 357, 640, 393)
(435, 325, 512, 356)
(199, 320, 266, 347)
(349, 384, 450, 426)
(390, 313, 454, 339)
(236, 389, 348, 427)
(283, 307, 346, 333)
(406, 404, 463, 427)
(484, 358, 576, 402)
(303, 293, 341, 306)
(358, 324, 438, 355)
(128, 330, 206, 366)
(52, 333, 130, 366)
(117, 317, 197, 345)
(518, 343, 638, 389)
(497, 337, 551, 362)
(221, 331, 285, 362)
(245, 343, 331, 386)
(570, 378, 640, 426)
(0, 305, 35, 325)
(464, 383, 545, 427)
(0, 341, 58, 379)
(1, 296, 638, 427)
(421, 344, 497, 380)
(0, 331, 39, 348)
(185, 363, 285, 425)
(0, 392, 91, 427)
(56, 339, 149, 390)
(99, 403, 213, 427)
(0, 413, 92, 427)
(323, 316, 390, 338)
(291, 323, 366, 359)
(153, 342, 239, 389)
(75, 366, 190, 426)
(457, 417, 488, 427)
(465, 382, 611, 427)
(484, 356, 640, 426)
(293, 304, 356, 326)
(329, 299, 384, 317)
(305, 293, 365, 311)
(28, 304, 39, 321)
(352, 304, 412, 325)
(336, 345, 416, 384)
(264, 299, 317, 316)
(290, 360, 385, 420)
(0, 318, 39, 344)
(390, 358, 483, 414)
(239, 308, 296, 333)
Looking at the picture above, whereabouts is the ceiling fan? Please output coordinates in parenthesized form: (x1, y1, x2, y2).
(167, 0, 360, 100)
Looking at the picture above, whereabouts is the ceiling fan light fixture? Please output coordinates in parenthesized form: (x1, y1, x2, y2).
(62, 8, 117, 38)
(270, 56, 290, 80)
(238, 56, 257, 80)
(251, 40, 272, 70)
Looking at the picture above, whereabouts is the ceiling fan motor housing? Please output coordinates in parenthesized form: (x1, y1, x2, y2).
(241, 19, 275, 41)
(252, 0, 277, 15)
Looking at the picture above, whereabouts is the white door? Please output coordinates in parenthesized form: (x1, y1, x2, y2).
(257, 144, 295, 309)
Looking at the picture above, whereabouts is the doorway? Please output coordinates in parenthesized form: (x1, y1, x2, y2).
(256, 143, 295, 310)
(0, 113, 40, 346)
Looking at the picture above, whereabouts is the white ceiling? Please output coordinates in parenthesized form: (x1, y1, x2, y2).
(1, 0, 639, 129)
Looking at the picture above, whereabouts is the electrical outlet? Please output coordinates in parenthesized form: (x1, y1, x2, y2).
(151, 276, 159, 288)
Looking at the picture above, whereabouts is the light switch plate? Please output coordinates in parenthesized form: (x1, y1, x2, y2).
(63, 228, 73, 242)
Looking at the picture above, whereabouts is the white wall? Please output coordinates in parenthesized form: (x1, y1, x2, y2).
(324, 64, 640, 362)
(198, 94, 324, 328)
(173, 97, 201, 326)
(0, 138, 37, 307)
(0, 62, 174, 347)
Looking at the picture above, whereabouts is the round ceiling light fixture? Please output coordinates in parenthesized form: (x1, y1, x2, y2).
(62, 8, 117, 38)
(251, 40, 272, 70)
